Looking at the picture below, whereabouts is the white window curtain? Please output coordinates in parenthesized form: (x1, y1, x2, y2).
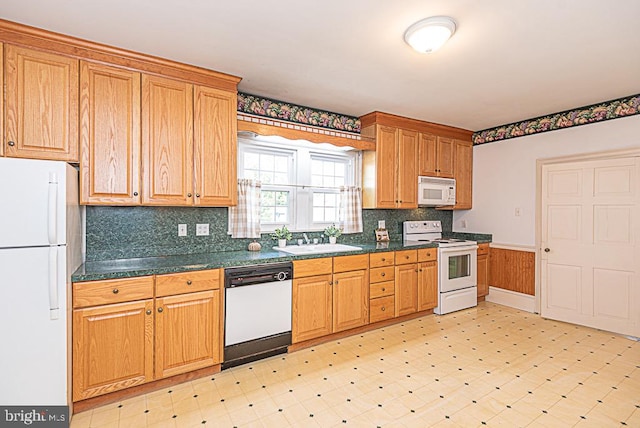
(339, 186, 363, 233)
(229, 179, 262, 238)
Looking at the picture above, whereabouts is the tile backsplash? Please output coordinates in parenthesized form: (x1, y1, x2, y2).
(85, 206, 452, 261)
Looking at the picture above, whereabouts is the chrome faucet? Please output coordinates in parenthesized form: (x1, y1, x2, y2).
(303, 233, 310, 244)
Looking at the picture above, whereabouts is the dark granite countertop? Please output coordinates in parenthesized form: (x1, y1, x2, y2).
(73, 233, 492, 282)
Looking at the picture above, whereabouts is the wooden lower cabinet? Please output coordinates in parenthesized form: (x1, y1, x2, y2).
(292, 274, 333, 343)
(477, 243, 490, 297)
(73, 299, 154, 401)
(417, 261, 438, 311)
(395, 263, 418, 316)
(332, 269, 369, 333)
(155, 289, 221, 379)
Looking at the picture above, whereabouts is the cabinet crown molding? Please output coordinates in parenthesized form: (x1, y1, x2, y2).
(360, 111, 473, 141)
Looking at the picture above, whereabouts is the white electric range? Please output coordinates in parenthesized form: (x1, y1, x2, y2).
(403, 221, 478, 314)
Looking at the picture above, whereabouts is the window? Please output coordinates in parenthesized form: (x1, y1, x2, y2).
(238, 135, 361, 232)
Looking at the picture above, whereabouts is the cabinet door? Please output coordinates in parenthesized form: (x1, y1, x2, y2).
(436, 137, 454, 178)
(0, 43, 3, 157)
(80, 62, 141, 204)
(194, 86, 237, 206)
(292, 274, 332, 343)
(155, 290, 221, 379)
(417, 261, 438, 311)
(397, 129, 418, 208)
(477, 254, 489, 297)
(5, 45, 79, 161)
(395, 264, 418, 316)
(72, 299, 154, 401)
(142, 75, 194, 205)
(452, 139, 473, 209)
(375, 126, 398, 208)
(333, 270, 369, 333)
(418, 132, 437, 176)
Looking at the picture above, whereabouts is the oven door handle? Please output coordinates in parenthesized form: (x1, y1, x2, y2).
(438, 245, 478, 254)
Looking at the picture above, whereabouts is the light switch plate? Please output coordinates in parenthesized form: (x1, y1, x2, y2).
(178, 224, 187, 236)
(196, 223, 210, 236)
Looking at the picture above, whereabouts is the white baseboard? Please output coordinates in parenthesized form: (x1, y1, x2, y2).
(485, 286, 536, 313)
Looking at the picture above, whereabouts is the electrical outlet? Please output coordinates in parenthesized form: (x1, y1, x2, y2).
(196, 223, 209, 236)
(515, 207, 522, 217)
(178, 224, 187, 236)
(461, 219, 467, 229)
(378, 220, 386, 229)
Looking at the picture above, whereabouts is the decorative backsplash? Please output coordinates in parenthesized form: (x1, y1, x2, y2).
(472, 94, 640, 145)
(85, 206, 452, 261)
(237, 92, 361, 133)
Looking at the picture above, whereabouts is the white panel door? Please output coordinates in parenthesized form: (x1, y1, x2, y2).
(541, 157, 640, 337)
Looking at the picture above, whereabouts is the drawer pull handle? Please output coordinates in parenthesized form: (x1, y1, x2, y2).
(186, 280, 192, 285)
(381, 306, 386, 311)
(157, 307, 163, 313)
(406, 256, 410, 259)
(146, 309, 152, 315)
(112, 288, 119, 294)
(381, 288, 386, 292)
(381, 258, 386, 261)
(381, 272, 386, 277)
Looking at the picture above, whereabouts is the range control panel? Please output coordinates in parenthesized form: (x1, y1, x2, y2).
(403, 220, 442, 234)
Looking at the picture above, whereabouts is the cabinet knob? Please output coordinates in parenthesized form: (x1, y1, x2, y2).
(8, 141, 15, 147)
(112, 288, 119, 294)
(381, 306, 386, 311)
(157, 307, 163, 313)
(381, 258, 386, 262)
(335, 280, 339, 285)
(381, 287, 386, 292)
(381, 272, 386, 277)
(329, 281, 333, 285)
(133, 192, 139, 197)
(406, 256, 410, 259)
(415, 269, 419, 272)
(186, 280, 192, 285)
(195, 193, 200, 198)
(146, 309, 152, 315)
(544, 248, 550, 253)
(187, 193, 192, 197)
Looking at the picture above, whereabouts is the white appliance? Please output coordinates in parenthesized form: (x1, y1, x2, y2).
(418, 176, 456, 206)
(403, 220, 477, 314)
(223, 263, 292, 369)
(0, 158, 82, 406)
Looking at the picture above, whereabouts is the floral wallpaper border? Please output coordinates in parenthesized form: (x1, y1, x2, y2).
(237, 92, 361, 133)
(472, 94, 640, 145)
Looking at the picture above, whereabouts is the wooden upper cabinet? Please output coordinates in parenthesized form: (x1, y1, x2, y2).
(80, 62, 141, 205)
(418, 134, 454, 178)
(194, 86, 237, 206)
(142, 75, 194, 205)
(452, 139, 473, 209)
(373, 125, 398, 208)
(4, 45, 79, 161)
(397, 129, 418, 208)
(0, 43, 3, 157)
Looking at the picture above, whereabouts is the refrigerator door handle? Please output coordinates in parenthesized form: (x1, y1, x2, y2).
(48, 247, 59, 320)
(48, 172, 58, 245)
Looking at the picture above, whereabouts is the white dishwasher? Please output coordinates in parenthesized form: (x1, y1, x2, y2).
(223, 262, 292, 369)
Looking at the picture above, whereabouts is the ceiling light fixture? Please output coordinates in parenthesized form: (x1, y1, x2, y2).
(404, 16, 457, 54)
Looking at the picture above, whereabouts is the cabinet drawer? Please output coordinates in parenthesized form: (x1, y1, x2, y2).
(370, 266, 395, 283)
(370, 296, 395, 323)
(293, 258, 332, 278)
(369, 252, 394, 268)
(73, 276, 154, 308)
(477, 243, 490, 256)
(395, 250, 417, 265)
(370, 280, 394, 299)
(418, 248, 437, 262)
(155, 269, 221, 297)
(333, 254, 369, 273)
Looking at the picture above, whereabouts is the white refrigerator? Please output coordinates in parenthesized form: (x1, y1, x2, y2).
(0, 157, 82, 406)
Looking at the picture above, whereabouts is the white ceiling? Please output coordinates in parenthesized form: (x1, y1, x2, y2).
(2, 0, 639, 131)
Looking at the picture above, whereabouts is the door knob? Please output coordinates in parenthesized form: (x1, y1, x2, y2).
(544, 248, 550, 253)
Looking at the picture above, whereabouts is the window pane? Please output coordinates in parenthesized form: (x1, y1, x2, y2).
(260, 206, 275, 223)
(259, 172, 274, 184)
(323, 161, 334, 175)
(313, 193, 324, 205)
(335, 177, 344, 187)
(335, 163, 345, 176)
(260, 154, 275, 171)
(325, 208, 337, 222)
(313, 207, 324, 222)
(275, 191, 289, 206)
(244, 152, 259, 170)
(275, 207, 288, 222)
(262, 191, 275, 206)
(311, 175, 323, 186)
(274, 173, 288, 185)
(274, 156, 289, 171)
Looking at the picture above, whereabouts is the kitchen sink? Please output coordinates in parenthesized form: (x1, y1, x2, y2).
(273, 243, 362, 255)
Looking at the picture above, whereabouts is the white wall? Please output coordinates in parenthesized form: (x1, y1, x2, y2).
(453, 115, 640, 247)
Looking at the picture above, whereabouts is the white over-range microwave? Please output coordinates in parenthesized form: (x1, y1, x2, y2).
(418, 176, 456, 206)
